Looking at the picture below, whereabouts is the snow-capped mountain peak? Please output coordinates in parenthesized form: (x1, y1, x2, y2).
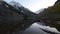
(9, 1, 22, 9)
(35, 8, 44, 14)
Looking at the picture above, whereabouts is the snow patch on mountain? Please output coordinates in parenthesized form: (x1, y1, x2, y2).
(9, 1, 23, 9)
(35, 8, 44, 14)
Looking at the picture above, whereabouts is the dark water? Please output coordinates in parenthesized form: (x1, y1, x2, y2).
(13, 23, 49, 34)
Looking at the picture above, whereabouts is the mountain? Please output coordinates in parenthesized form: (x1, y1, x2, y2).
(9, 1, 22, 7)
(9, 1, 36, 17)
(9, 1, 22, 10)
(0, 1, 37, 34)
(0, 1, 25, 24)
(0, 0, 37, 25)
(35, 0, 60, 31)
(36, 8, 44, 14)
(0, 1, 26, 34)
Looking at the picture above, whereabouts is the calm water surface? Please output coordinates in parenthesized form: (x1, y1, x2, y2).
(21, 23, 49, 34)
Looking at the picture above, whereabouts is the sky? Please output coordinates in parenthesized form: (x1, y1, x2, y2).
(4, 0, 57, 12)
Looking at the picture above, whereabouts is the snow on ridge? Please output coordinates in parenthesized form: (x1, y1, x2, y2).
(9, 1, 22, 9)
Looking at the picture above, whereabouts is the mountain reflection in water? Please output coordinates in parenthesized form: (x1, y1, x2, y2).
(12, 23, 49, 34)
(22, 23, 49, 34)
(12, 22, 60, 34)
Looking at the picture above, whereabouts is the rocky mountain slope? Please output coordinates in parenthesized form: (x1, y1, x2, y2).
(0, 1, 36, 34)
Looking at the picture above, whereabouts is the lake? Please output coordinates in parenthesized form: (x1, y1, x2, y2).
(12, 22, 49, 34)
(12, 22, 60, 34)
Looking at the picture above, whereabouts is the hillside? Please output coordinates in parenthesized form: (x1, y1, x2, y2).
(35, 0, 60, 31)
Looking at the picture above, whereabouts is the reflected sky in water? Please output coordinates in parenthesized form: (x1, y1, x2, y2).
(21, 23, 49, 34)
(11, 22, 60, 34)
(22, 23, 59, 34)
